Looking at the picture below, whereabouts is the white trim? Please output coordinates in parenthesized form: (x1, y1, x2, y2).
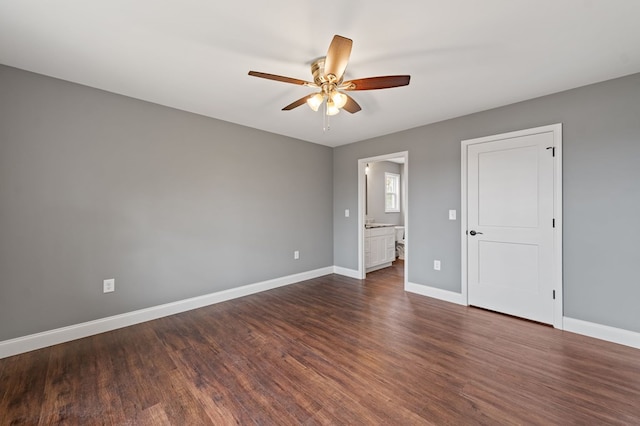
(460, 138, 469, 306)
(333, 266, 361, 279)
(404, 286, 640, 350)
(564, 317, 640, 350)
(460, 124, 563, 328)
(405, 282, 467, 306)
(0, 267, 333, 359)
(358, 151, 409, 286)
(551, 126, 563, 329)
(384, 172, 401, 213)
(358, 161, 366, 280)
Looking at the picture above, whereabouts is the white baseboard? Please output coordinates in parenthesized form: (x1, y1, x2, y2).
(405, 282, 467, 306)
(333, 266, 361, 279)
(563, 317, 640, 350)
(6, 270, 636, 359)
(404, 283, 640, 350)
(0, 266, 333, 359)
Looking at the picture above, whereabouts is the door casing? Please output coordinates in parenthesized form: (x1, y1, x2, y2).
(461, 124, 563, 329)
(358, 151, 409, 286)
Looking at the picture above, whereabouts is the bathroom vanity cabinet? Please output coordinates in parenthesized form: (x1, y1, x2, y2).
(365, 226, 395, 272)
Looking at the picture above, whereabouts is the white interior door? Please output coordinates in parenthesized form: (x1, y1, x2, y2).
(466, 129, 556, 324)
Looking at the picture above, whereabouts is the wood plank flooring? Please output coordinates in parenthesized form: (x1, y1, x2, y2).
(2, 261, 640, 424)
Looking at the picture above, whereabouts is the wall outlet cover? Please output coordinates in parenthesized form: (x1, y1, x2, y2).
(103, 278, 115, 293)
(433, 260, 441, 271)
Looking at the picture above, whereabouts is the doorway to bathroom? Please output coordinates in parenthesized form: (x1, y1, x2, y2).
(357, 151, 408, 287)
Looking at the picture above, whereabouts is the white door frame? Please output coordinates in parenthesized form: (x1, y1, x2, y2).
(358, 151, 409, 287)
(461, 124, 563, 329)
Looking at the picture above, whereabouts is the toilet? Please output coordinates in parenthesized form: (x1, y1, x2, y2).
(394, 226, 405, 260)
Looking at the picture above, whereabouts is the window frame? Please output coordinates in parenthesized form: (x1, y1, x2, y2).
(385, 172, 401, 213)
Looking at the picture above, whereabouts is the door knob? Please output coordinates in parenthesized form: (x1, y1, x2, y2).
(469, 230, 483, 236)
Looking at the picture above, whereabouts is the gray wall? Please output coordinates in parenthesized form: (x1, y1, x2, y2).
(0, 65, 333, 341)
(2, 62, 639, 342)
(334, 72, 640, 333)
(366, 161, 403, 225)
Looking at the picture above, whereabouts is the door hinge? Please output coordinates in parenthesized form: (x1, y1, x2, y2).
(546, 146, 555, 157)
(552, 218, 555, 228)
(553, 290, 556, 300)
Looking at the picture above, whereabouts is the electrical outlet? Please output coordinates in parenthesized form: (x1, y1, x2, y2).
(103, 278, 115, 293)
(294, 250, 300, 260)
(345, 209, 350, 217)
(433, 260, 441, 271)
(449, 210, 457, 220)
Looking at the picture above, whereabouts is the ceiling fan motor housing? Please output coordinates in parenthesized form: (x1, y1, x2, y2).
(311, 58, 331, 85)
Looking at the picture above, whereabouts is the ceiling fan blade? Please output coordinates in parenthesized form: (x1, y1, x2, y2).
(248, 71, 312, 86)
(342, 75, 411, 91)
(343, 95, 362, 114)
(282, 95, 311, 111)
(323, 35, 352, 82)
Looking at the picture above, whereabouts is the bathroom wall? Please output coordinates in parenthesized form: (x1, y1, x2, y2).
(366, 161, 403, 225)
(0, 65, 334, 341)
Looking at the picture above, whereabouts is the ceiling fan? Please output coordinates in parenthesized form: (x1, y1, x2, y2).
(248, 35, 410, 116)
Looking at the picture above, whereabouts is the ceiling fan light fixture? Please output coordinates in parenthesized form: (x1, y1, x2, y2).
(306, 92, 324, 111)
(326, 98, 340, 116)
(331, 90, 348, 109)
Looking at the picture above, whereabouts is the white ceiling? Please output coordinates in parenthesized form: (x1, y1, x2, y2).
(1, 1, 639, 147)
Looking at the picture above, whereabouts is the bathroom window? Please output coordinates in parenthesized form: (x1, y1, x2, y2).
(385, 172, 400, 213)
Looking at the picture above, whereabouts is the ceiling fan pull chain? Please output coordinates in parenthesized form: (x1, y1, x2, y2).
(323, 102, 330, 132)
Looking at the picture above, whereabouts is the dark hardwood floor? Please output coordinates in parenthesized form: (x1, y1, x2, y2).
(2, 260, 640, 424)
